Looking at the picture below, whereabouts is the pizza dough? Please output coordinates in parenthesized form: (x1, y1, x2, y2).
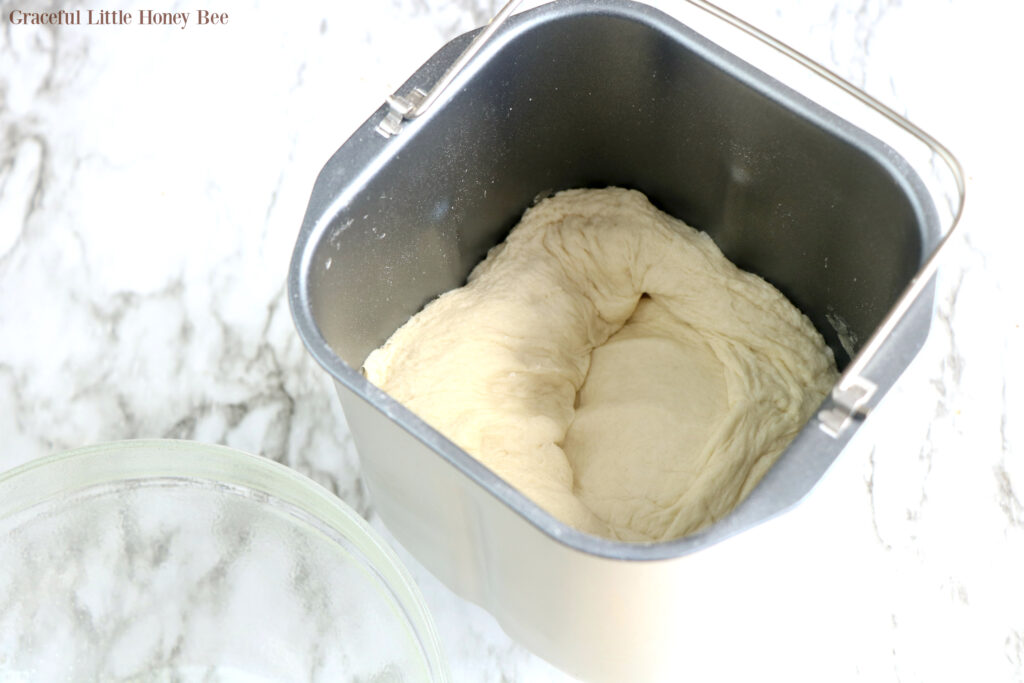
(363, 188, 837, 542)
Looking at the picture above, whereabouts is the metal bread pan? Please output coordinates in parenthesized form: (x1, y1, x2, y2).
(289, 1, 962, 679)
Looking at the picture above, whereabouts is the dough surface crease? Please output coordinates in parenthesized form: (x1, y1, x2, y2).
(364, 188, 837, 542)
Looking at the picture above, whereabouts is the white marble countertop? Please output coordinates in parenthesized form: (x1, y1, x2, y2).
(1, 1, 1021, 680)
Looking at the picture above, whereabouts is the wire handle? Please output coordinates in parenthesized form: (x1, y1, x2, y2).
(678, 0, 965, 437)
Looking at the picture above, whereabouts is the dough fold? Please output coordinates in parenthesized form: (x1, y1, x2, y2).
(364, 188, 837, 542)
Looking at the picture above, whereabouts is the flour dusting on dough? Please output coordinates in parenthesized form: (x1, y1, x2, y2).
(364, 188, 837, 542)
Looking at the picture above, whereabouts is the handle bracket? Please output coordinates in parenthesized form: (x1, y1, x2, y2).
(817, 376, 878, 438)
(375, 0, 525, 138)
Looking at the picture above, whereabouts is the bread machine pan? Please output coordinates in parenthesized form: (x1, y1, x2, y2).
(288, 1, 962, 679)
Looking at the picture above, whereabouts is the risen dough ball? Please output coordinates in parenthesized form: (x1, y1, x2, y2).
(363, 188, 837, 542)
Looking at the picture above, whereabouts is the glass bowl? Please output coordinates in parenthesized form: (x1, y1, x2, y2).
(0, 439, 448, 682)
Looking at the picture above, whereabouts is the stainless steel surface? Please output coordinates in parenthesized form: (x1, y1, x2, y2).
(288, 1, 962, 679)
